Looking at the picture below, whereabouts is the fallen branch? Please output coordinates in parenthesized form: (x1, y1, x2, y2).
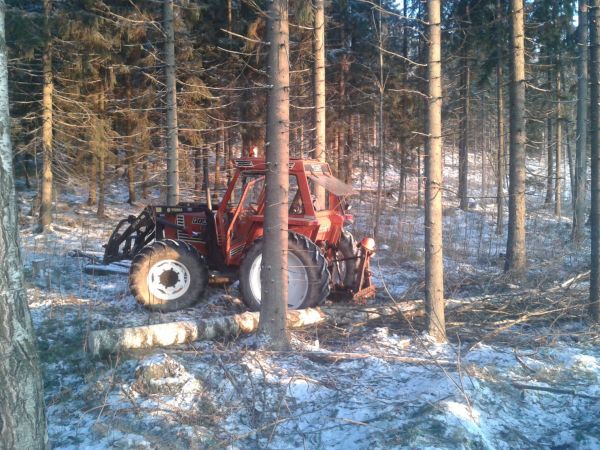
(301, 351, 455, 366)
(87, 301, 425, 357)
(512, 382, 600, 400)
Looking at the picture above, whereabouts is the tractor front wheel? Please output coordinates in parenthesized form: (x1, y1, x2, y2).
(129, 239, 208, 312)
(239, 232, 330, 311)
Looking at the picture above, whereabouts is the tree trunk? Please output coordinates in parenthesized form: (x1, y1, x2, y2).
(555, 69, 562, 217)
(215, 126, 223, 190)
(142, 152, 150, 199)
(496, 0, 505, 235)
(459, 54, 470, 210)
(0, 3, 49, 444)
(425, 0, 446, 342)
(87, 154, 97, 206)
(345, 113, 353, 184)
(202, 145, 209, 193)
(589, 0, 600, 321)
(505, 0, 527, 275)
(417, 144, 422, 207)
(194, 147, 202, 199)
(126, 81, 136, 204)
(88, 302, 426, 357)
(97, 151, 106, 217)
(38, 0, 53, 232)
(96, 89, 106, 218)
(566, 119, 575, 208)
(574, 0, 589, 242)
(545, 69, 554, 205)
(164, 0, 179, 206)
(374, 4, 385, 242)
(260, 0, 290, 350)
(313, 0, 326, 169)
(337, 54, 348, 180)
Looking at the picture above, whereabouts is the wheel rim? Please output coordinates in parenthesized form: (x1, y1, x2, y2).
(146, 259, 191, 301)
(248, 252, 310, 309)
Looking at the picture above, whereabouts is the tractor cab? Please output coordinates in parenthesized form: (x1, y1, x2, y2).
(213, 157, 354, 267)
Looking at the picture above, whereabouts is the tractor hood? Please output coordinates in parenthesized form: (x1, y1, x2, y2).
(308, 172, 355, 197)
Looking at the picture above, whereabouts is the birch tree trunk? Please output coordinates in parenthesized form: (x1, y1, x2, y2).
(505, 0, 527, 275)
(573, 0, 589, 242)
(260, 0, 290, 350)
(164, 0, 179, 206)
(38, 0, 53, 232)
(425, 0, 446, 342)
(0, 2, 49, 446)
(589, 0, 600, 321)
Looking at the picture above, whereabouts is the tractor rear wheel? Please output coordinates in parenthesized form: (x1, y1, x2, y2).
(239, 232, 330, 311)
(332, 230, 359, 289)
(129, 239, 208, 312)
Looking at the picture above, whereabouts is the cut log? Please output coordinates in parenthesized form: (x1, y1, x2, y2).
(87, 301, 425, 357)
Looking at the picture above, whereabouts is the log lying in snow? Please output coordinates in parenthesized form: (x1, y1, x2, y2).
(87, 300, 424, 357)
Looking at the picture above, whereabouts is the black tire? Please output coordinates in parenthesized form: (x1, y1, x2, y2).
(239, 232, 330, 311)
(332, 230, 359, 289)
(129, 239, 208, 312)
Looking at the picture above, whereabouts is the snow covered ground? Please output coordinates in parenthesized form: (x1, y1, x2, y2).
(17, 152, 600, 449)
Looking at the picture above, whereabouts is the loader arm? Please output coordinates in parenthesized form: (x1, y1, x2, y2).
(103, 207, 156, 264)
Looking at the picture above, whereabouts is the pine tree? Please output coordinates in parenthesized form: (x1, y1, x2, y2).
(573, 0, 589, 242)
(425, 0, 446, 342)
(259, 0, 291, 350)
(589, 0, 600, 321)
(505, 0, 527, 275)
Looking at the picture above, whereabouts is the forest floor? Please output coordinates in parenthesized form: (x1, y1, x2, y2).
(17, 152, 600, 449)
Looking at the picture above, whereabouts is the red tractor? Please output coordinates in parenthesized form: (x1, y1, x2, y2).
(103, 157, 376, 312)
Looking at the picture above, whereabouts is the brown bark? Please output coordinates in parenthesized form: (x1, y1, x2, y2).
(555, 69, 562, 217)
(260, 0, 290, 350)
(425, 0, 446, 342)
(545, 69, 554, 205)
(313, 0, 326, 167)
(496, 0, 505, 236)
(97, 152, 106, 217)
(164, 0, 179, 206)
(458, 54, 470, 210)
(574, 0, 589, 242)
(313, 0, 326, 207)
(195, 146, 202, 198)
(126, 81, 136, 204)
(0, 2, 49, 444)
(374, 4, 385, 242)
(38, 0, 53, 232)
(96, 89, 106, 218)
(505, 0, 527, 275)
(590, 0, 600, 321)
(87, 154, 97, 206)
